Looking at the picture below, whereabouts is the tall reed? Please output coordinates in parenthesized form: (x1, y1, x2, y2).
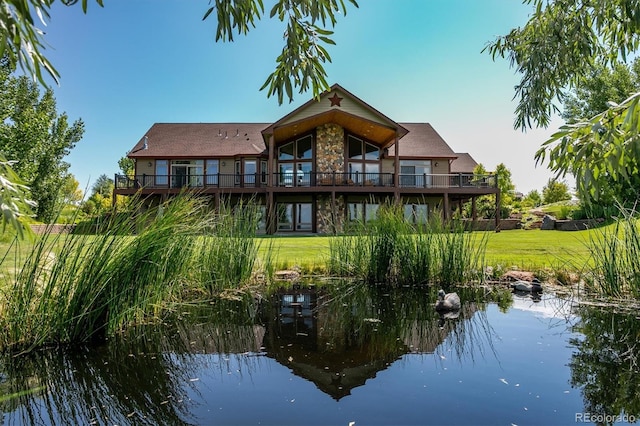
(0, 193, 270, 354)
(585, 204, 640, 298)
(327, 205, 487, 287)
(432, 216, 487, 289)
(195, 200, 274, 294)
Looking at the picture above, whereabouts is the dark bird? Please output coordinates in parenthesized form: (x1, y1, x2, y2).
(510, 278, 543, 293)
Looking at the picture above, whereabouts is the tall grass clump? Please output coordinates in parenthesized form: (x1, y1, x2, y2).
(0, 193, 269, 354)
(327, 221, 371, 279)
(431, 216, 487, 289)
(195, 200, 274, 294)
(585, 204, 640, 298)
(327, 204, 487, 287)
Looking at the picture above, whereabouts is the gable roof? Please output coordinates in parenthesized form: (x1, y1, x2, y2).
(128, 123, 269, 158)
(262, 83, 408, 147)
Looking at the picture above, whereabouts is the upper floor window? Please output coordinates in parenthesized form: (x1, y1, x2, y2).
(206, 159, 219, 185)
(348, 135, 379, 160)
(171, 159, 203, 188)
(279, 135, 313, 160)
(278, 134, 313, 186)
(347, 135, 380, 184)
(155, 160, 168, 185)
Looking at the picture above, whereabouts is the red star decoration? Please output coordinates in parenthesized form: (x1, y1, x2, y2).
(328, 93, 343, 107)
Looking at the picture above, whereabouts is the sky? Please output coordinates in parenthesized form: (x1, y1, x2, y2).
(40, 0, 569, 196)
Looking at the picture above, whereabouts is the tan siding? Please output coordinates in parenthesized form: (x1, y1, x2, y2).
(220, 160, 235, 174)
(281, 90, 386, 126)
(381, 159, 394, 174)
(432, 160, 449, 174)
(136, 160, 155, 176)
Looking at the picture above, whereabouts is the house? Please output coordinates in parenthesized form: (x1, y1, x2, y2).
(114, 84, 499, 233)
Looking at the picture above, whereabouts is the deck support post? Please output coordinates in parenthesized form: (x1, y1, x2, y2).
(494, 191, 501, 232)
(266, 191, 275, 234)
(443, 193, 450, 222)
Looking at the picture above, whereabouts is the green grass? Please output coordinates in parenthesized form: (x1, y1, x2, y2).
(262, 228, 595, 273)
(0, 227, 598, 276)
(483, 229, 593, 270)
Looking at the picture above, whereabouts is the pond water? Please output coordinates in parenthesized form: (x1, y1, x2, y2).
(1, 283, 638, 426)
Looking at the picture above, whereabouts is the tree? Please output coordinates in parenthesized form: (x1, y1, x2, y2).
(2, 0, 357, 104)
(486, 0, 640, 205)
(118, 155, 134, 178)
(561, 58, 640, 208)
(495, 163, 515, 206)
(91, 174, 113, 198)
(461, 163, 511, 219)
(81, 174, 113, 216)
(60, 174, 83, 205)
(522, 190, 542, 208)
(0, 154, 36, 238)
(0, 61, 84, 222)
(542, 179, 572, 205)
(562, 59, 640, 124)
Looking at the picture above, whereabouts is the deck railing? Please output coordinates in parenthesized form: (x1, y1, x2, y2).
(114, 172, 496, 190)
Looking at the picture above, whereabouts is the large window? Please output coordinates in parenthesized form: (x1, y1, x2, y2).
(277, 203, 312, 231)
(347, 135, 380, 184)
(171, 160, 203, 188)
(347, 202, 379, 223)
(244, 160, 257, 185)
(235, 159, 259, 186)
(400, 160, 432, 187)
(404, 203, 429, 224)
(155, 160, 168, 186)
(206, 159, 219, 185)
(278, 135, 313, 186)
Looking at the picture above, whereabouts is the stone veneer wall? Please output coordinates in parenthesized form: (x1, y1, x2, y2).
(315, 124, 346, 233)
(316, 195, 345, 234)
(316, 123, 345, 173)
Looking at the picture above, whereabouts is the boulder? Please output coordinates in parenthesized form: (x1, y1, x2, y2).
(500, 270, 537, 282)
(540, 214, 557, 230)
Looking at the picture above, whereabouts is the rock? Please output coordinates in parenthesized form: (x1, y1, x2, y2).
(275, 270, 300, 281)
(500, 270, 536, 282)
(541, 214, 557, 230)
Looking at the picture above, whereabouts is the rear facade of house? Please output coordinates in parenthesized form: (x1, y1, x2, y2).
(114, 84, 499, 233)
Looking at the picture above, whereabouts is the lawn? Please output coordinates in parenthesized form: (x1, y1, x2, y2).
(0, 228, 597, 277)
(259, 228, 596, 273)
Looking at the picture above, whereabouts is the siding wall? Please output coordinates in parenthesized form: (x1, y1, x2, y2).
(281, 89, 385, 126)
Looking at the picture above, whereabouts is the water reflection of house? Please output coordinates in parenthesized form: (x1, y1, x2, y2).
(260, 287, 402, 400)
(261, 288, 481, 400)
(173, 288, 481, 401)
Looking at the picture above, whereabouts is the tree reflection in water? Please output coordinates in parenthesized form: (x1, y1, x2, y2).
(0, 297, 263, 426)
(569, 304, 640, 424)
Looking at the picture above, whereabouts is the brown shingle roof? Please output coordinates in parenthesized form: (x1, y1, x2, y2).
(387, 123, 456, 158)
(128, 122, 459, 160)
(450, 153, 478, 173)
(128, 123, 269, 158)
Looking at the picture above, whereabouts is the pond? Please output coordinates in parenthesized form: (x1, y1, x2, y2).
(0, 283, 638, 425)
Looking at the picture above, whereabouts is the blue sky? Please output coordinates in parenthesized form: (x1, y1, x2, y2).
(41, 0, 567, 196)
